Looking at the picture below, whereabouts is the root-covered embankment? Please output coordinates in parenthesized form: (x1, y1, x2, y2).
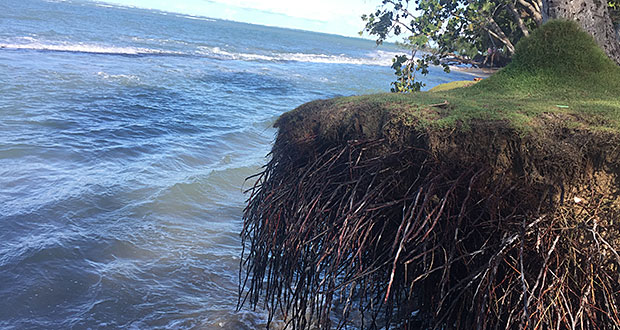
(240, 21, 620, 329)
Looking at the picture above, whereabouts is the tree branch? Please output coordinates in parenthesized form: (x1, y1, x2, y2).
(384, 0, 417, 19)
(517, 0, 543, 26)
(485, 16, 516, 54)
(392, 19, 416, 35)
(508, 1, 530, 37)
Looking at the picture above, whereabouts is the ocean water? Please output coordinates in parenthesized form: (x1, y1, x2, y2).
(0, 0, 480, 328)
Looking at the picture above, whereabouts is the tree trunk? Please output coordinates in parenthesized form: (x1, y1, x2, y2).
(544, 0, 620, 65)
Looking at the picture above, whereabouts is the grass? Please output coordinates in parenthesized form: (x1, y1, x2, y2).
(242, 20, 620, 330)
(337, 20, 620, 133)
(428, 79, 478, 92)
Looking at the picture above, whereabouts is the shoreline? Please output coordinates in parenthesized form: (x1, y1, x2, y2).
(449, 65, 499, 77)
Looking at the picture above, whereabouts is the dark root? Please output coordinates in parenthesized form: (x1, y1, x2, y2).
(239, 101, 620, 329)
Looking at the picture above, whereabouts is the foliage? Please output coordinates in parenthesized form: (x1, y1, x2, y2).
(362, 0, 543, 92)
(390, 52, 445, 92)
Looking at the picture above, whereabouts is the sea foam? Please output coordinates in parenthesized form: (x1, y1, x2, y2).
(0, 42, 181, 56)
(198, 46, 403, 66)
(1, 38, 405, 65)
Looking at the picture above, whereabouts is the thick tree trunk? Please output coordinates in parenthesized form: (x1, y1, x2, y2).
(544, 0, 620, 65)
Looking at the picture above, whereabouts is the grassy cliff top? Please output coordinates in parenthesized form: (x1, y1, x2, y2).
(278, 20, 620, 144)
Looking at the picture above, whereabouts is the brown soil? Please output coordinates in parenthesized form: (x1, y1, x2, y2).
(240, 99, 620, 329)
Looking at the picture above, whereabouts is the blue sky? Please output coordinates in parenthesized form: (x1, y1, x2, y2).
(94, 0, 379, 37)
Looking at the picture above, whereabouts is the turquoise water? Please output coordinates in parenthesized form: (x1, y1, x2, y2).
(0, 0, 479, 328)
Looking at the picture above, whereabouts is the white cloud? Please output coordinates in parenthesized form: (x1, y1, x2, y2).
(94, 0, 380, 37)
(207, 0, 377, 23)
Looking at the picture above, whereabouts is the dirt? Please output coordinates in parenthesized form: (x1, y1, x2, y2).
(242, 98, 620, 329)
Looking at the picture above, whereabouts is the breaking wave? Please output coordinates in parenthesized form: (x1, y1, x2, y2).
(0, 42, 183, 56)
(175, 14, 216, 22)
(0, 37, 406, 65)
(198, 46, 403, 66)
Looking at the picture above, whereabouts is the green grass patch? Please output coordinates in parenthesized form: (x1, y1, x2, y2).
(428, 80, 478, 92)
(337, 20, 620, 133)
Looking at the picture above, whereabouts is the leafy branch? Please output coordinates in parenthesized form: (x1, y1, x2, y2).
(362, 0, 543, 92)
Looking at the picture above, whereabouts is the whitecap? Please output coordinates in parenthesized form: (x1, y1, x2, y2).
(96, 71, 140, 82)
(129, 36, 189, 47)
(94, 3, 115, 8)
(17, 36, 37, 42)
(196, 47, 406, 66)
(175, 14, 216, 22)
(0, 41, 184, 56)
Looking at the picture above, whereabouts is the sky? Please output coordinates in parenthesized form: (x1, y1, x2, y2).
(94, 0, 380, 38)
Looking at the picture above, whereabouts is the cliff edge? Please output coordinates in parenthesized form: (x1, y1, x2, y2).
(240, 21, 620, 329)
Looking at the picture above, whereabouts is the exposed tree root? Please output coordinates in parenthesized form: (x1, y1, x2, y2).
(239, 102, 620, 329)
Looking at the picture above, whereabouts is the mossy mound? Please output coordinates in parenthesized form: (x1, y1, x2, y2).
(240, 21, 620, 329)
(510, 20, 614, 76)
(475, 20, 620, 101)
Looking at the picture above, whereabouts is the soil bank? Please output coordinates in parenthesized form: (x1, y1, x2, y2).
(240, 21, 620, 329)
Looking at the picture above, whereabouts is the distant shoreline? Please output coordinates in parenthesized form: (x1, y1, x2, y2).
(450, 65, 498, 77)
